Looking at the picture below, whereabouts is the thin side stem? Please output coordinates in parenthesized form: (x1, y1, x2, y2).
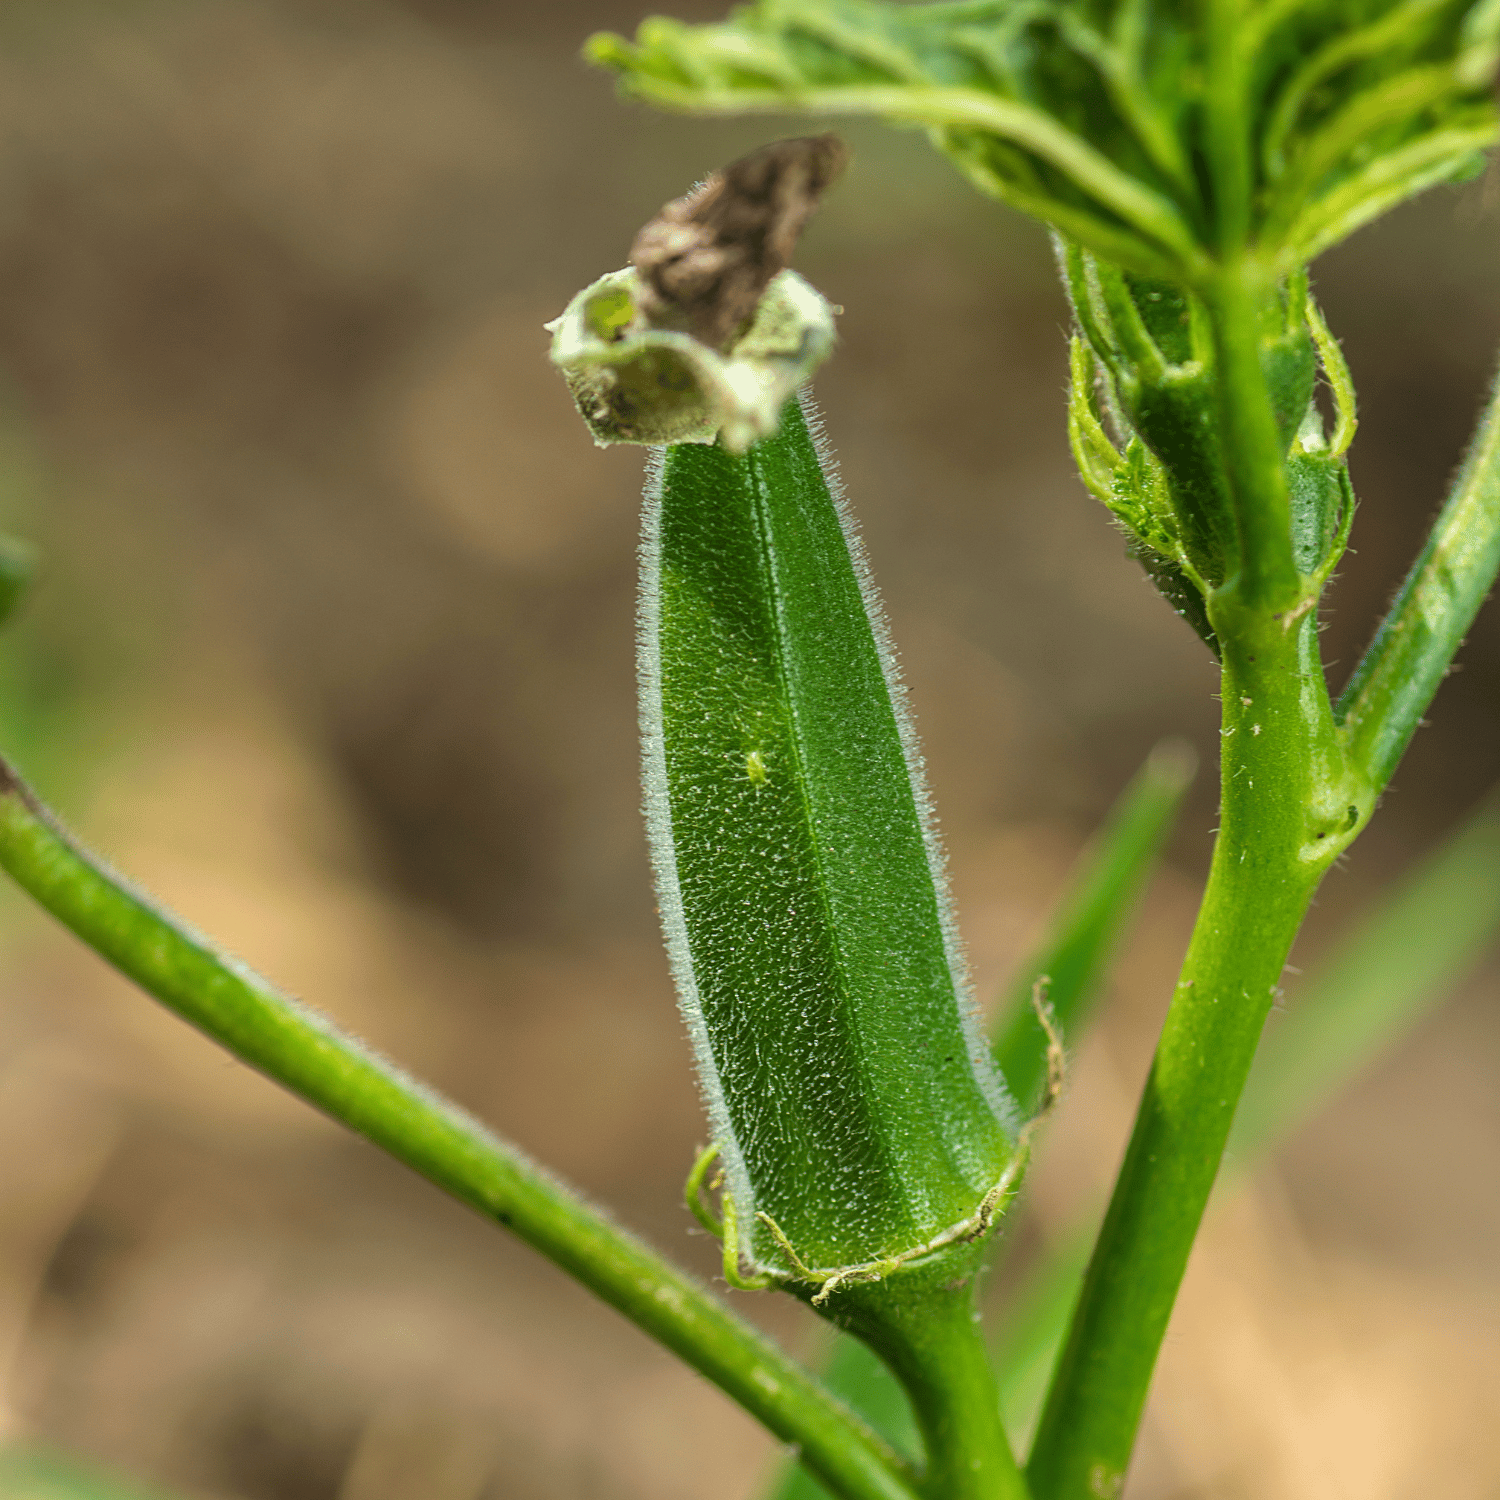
(910, 1312, 1025, 1500)
(0, 759, 920, 1500)
(1026, 604, 1366, 1499)
(1336, 361, 1500, 790)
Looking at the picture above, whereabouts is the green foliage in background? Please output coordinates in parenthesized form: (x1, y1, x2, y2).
(0, 1446, 169, 1500)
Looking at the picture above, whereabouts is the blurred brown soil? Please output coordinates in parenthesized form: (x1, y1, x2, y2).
(0, 3, 1496, 1497)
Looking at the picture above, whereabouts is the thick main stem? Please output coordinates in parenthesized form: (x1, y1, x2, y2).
(1026, 607, 1367, 1498)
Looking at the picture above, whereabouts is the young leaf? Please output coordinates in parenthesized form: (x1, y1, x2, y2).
(643, 392, 1021, 1289)
(1060, 243, 1357, 645)
(589, 0, 1500, 279)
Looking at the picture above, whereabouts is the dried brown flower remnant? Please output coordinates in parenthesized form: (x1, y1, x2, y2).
(630, 134, 849, 352)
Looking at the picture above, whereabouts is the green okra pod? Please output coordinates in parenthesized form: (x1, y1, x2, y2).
(642, 394, 1023, 1293)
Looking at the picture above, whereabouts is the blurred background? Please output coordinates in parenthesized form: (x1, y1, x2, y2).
(0, 2, 1496, 1497)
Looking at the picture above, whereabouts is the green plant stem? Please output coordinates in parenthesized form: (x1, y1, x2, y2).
(1336, 361, 1500, 789)
(998, 776, 1500, 1450)
(1201, 261, 1302, 613)
(910, 1313, 1023, 1500)
(1025, 604, 1365, 1500)
(845, 1269, 1028, 1500)
(1230, 781, 1500, 1157)
(0, 759, 920, 1500)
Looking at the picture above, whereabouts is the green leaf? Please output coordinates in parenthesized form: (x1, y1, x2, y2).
(588, 0, 1500, 279)
(993, 1231, 1092, 1450)
(993, 738, 1196, 1116)
(644, 392, 1019, 1288)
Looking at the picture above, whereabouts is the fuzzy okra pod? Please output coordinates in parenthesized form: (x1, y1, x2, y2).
(643, 392, 1022, 1296)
